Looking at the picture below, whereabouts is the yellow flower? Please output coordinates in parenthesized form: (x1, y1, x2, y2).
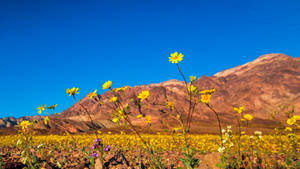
(110, 96, 118, 102)
(254, 131, 262, 135)
(285, 127, 292, 132)
(145, 116, 151, 124)
(115, 108, 127, 119)
(123, 103, 129, 111)
(87, 89, 97, 99)
(199, 89, 216, 94)
(292, 115, 300, 121)
(20, 120, 30, 130)
(47, 104, 57, 110)
(166, 101, 175, 110)
(37, 104, 46, 114)
(138, 90, 149, 102)
(287, 118, 296, 125)
(66, 87, 79, 96)
(173, 127, 181, 132)
(241, 131, 245, 135)
(169, 52, 183, 64)
(200, 94, 212, 103)
(176, 114, 181, 120)
(234, 106, 244, 114)
(244, 114, 253, 121)
(187, 84, 197, 94)
(112, 118, 119, 123)
(108, 131, 112, 134)
(137, 114, 143, 119)
(44, 116, 50, 125)
(189, 76, 196, 82)
(115, 86, 128, 92)
(102, 81, 112, 90)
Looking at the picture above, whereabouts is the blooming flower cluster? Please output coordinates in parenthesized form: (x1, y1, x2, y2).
(92, 138, 111, 159)
(66, 87, 79, 96)
(169, 52, 183, 64)
(243, 114, 253, 121)
(233, 106, 244, 114)
(199, 89, 216, 103)
(87, 89, 97, 99)
(47, 104, 57, 110)
(286, 115, 300, 125)
(138, 90, 149, 102)
(19, 120, 31, 131)
(102, 80, 112, 90)
(37, 104, 46, 114)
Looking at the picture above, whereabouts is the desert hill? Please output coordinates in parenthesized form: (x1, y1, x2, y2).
(1, 53, 299, 134)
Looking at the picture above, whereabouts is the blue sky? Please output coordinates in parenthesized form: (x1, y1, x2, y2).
(0, 0, 300, 118)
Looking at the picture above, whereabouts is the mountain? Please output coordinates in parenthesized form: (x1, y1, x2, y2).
(1, 53, 300, 134)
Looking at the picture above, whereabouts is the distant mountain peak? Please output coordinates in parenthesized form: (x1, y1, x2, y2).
(213, 53, 293, 78)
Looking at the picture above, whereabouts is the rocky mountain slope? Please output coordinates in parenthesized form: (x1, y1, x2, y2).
(1, 53, 300, 134)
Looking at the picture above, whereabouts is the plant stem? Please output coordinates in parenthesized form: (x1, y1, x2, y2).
(206, 103, 223, 146)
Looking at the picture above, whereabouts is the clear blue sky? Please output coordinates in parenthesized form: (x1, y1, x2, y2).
(1, 0, 300, 118)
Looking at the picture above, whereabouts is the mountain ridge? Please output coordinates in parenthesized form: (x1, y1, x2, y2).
(1, 53, 300, 134)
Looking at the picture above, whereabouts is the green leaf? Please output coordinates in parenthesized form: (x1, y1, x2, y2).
(285, 157, 292, 166)
(56, 161, 62, 168)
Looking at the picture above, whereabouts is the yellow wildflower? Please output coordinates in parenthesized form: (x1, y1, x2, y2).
(110, 96, 118, 102)
(123, 103, 129, 111)
(199, 89, 216, 94)
(169, 52, 183, 64)
(66, 87, 79, 96)
(173, 127, 181, 132)
(44, 116, 50, 125)
(87, 89, 97, 99)
(292, 115, 300, 121)
(176, 114, 181, 120)
(108, 131, 111, 134)
(145, 116, 151, 124)
(189, 76, 196, 82)
(115, 108, 127, 119)
(287, 118, 296, 125)
(244, 114, 253, 121)
(285, 127, 292, 132)
(137, 114, 143, 119)
(234, 106, 244, 114)
(166, 101, 175, 110)
(200, 94, 212, 103)
(37, 104, 46, 114)
(115, 86, 128, 92)
(102, 80, 112, 90)
(187, 84, 197, 94)
(241, 131, 245, 135)
(112, 118, 119, 123)
(47, 104, 57, 110)
(254, 131, 262, 135)
(20, 120, 30, 130)
(138, 90, 149, 102)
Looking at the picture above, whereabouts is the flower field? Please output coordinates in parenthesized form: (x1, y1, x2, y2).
(0, 133, 299, 168)
(0, 134, 299, 153)
(0, 52, 299, 169)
